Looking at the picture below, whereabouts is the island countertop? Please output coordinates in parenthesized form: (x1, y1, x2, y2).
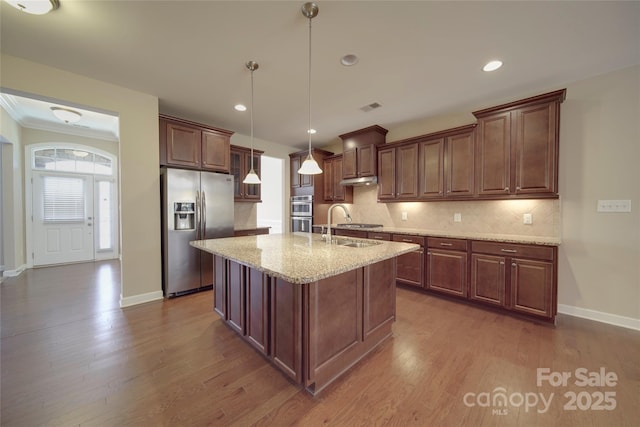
(190, 232, 419, 284)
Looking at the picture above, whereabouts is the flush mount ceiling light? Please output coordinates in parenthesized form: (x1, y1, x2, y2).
(4, 0, 59, 15)
(50, 106, 82, 123)
(483, 60, 503, 72)
(298, 2, 323, 176)
(242, 61, 261, 185)
(340, 54, 359, 67)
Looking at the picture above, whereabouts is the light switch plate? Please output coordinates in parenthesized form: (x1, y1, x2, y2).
(454, 213, 462, 222)
(523, 213, 533, 225)
(597, 200, 632, 213)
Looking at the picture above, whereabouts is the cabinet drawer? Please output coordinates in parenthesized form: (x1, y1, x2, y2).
(334, 229, 368, 238)
(393, 234, 425, 246)
(427, 237, 467, 251)
(471, 241, 555, 261)
(368, 232, 391, 241)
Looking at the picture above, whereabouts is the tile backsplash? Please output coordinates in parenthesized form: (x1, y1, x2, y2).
(339, 185, 560, 238)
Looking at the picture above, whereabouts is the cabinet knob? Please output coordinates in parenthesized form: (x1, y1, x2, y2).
(516, 186, 521, 192)
(504, 187, 509, 192)
(512, 262, 517, 267)
(499, 261, 504, 265)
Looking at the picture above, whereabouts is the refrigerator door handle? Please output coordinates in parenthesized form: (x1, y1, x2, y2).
(202, 191, 207, 238)
(195, 190, 200, 239)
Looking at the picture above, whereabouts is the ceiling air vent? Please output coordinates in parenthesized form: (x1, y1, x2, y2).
(360, 102, 382, 112)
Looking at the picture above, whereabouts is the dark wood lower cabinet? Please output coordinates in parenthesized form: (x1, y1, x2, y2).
(426, 249, 468, 297)
(213, 255, 226, 317)
(470, 254, 506, 307)
(213, 257, 395, 395)
(510, 258, 555, 318)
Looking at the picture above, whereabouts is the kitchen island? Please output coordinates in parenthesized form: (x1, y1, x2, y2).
(190, 232, 418, 394)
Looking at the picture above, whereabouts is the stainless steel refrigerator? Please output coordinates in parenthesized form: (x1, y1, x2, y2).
(161, 167, 234, 296)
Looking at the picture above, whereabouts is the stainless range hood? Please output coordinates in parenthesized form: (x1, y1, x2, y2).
(340, 176, 378, 187)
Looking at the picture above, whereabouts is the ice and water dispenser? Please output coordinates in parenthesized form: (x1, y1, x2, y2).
(174, 202, 195, 230)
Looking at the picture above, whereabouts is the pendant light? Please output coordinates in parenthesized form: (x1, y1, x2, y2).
(242, 60, 261, 185)
(297, 2, 323, 175)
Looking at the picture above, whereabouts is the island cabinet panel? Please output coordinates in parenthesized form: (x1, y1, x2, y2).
(227, 261, 245, 335)
(270, 277, 303, 383)
(363, 257, 396, 338)
(245, 268, 269, 355)
(213, 256, 227, 318)
(305, 269, 362, 389)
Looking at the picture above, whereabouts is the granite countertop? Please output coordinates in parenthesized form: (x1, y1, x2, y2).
(190, 232, 419, 284)
(315, 224, 561, 246)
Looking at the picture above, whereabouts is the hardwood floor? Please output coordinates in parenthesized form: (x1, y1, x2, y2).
(2, 260, 638, 426)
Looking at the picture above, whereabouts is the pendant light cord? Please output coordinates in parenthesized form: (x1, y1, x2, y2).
(250, 67, 255, 171)
(307, 14, 313, 157)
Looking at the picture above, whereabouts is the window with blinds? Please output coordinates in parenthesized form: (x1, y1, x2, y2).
(42, 176, 85, 222)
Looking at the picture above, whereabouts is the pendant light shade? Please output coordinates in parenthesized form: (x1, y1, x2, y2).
(298, 2, 322, 176)
(243, 60, 261, 185)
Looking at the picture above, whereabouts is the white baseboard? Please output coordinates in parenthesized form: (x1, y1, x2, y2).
(2, 264, 26, 277)
(120, 290, 164, 308)
(558, 304, 640, 331)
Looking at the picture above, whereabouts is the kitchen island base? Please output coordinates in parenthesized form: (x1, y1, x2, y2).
(213, 255, 396, 395)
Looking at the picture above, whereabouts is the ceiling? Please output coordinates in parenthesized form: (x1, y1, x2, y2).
(1, 1, 638, 150)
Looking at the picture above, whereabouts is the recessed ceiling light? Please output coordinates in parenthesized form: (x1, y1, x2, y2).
(340, 54, 359, 67)
(307, 129, 316, 135)
(483, 60, 503, 72)
(234, 104, 247, 112)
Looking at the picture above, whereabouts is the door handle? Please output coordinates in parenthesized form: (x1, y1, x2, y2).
(195, 191, 200, 239)
(202, 191, 207, 238)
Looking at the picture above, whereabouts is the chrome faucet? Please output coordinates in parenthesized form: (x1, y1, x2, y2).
(324, 204, 352, 242)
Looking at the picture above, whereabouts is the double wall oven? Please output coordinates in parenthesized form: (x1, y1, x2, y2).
(290, 195, 313, 232)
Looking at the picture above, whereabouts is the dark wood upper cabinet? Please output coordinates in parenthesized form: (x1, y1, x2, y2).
(377, 142, 419, 200)
(323, 155, 353, 203)
(339, 125, 388, 179)
(473, 89, 565, 197)
(159, 115, 233, 173)
(289, 149, 333, 199)
(230, 145, 263, 202)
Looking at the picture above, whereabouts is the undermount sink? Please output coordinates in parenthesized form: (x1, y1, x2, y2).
(324, 237, 383, 248)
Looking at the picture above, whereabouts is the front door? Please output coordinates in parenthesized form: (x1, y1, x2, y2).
(32, 172, 94, 266)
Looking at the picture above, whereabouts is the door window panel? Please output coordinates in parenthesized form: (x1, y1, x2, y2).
(42, 176, 85, 223)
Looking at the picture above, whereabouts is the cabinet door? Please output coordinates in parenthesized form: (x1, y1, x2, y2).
(244, 152, 261, 200)
(332, 156, 347, 202)
(377, 147, 396, 200)
(427, 249, 468, 297)
(514, 102, 558, 194)
(396, 144, 419, 199)
(342, 148, 357, 179)
(510, 258, 554, 318)
(201, 130, 230, 172)
(363, 258, 396, 339)
(396, 249, 424, 287)
(419, 138, 444, 198)
(476, 112, 511, 196)
(246, 267, 269, 355)
(230, 150, 243, 199)
(291, 155, 301, 188)
(322, 158, 334, 201)
(270, 277, 302, 383)
(470, 254, 505, 307)
(446, 131, 475, 196)
(166, 123, 201, 168)
(358, 145, 376, 177)
(213, 256, 226, 318)
(227, 260, 245, 335)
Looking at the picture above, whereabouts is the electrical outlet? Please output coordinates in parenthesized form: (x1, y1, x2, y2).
(401, 211, 408, 221)
(523, 213, 533, 225)
(454, 213, 462, 223)
(597, 200, 632, 213)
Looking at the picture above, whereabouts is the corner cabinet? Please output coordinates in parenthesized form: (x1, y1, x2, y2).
(473, 89, 566, 197)
(159, 115, 233, 173)
(340, 125, 388, 180)
(230, 145, 263, 202)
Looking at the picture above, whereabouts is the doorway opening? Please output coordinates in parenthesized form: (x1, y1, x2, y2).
(26, 144, 119, 266)
(257, 155, 284, 234)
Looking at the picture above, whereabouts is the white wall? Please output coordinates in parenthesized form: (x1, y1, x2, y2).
(1, 54, 161, 306)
